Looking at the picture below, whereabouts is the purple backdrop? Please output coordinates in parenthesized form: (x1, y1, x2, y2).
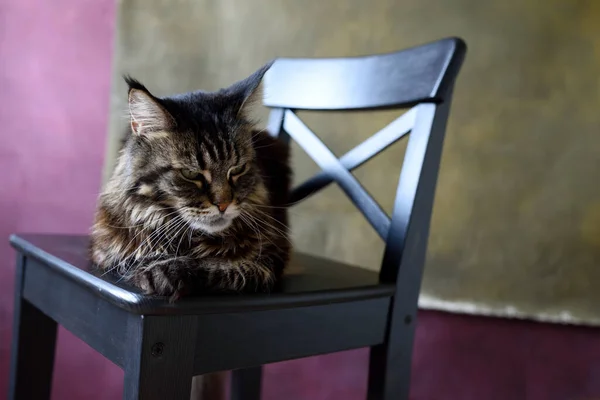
(1, 1, 600, 399)
(0, 0, 122, 398)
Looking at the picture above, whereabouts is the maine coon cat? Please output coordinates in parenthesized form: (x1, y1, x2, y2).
(90, 62, 291, 301)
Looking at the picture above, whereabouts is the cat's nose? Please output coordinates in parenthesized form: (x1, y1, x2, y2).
(215, 202, 230, 213)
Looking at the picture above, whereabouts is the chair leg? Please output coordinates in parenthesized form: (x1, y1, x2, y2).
(8, 300, 58, 400)
(230, 366, 262, 400)
(123, 315, 198, 400)
(8, 256, 58, 400)
(366, 316, 417, 400)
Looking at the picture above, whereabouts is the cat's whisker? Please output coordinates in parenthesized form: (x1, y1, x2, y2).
(241, 211, 291, 247)
(244, 191, 307, 209)
(120, 212, 181, 255)
(116, 216, 188, 280)
(251, 143, 277, 151)
(250, 221, 290, 245)
(240, 213, 265, 261)
(104, 208, 181, 229)
(175, 225, 191, 259)
(108, 215, 185, 278)
(248, 217, 274, 253)
(145, 216, 187, 255)
(251, 208, 291, 231)
(169, 218, 192, 256)
(248, 204, 302, 216)
(249, 204, 290, 210)
(249, 127, 268, 141)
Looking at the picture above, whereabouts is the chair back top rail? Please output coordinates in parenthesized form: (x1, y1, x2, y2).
(264, 37, 466, 111)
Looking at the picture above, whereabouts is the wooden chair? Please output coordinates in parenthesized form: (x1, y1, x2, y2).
(8, 37, 466, 400)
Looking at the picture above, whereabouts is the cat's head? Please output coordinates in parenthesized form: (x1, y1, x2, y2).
(118, 62, 273, 234)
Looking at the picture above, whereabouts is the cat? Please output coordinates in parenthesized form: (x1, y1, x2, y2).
(90, 62, 292, 302)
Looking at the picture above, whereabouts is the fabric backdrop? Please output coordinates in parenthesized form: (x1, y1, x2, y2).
(104, 0, 600, 326)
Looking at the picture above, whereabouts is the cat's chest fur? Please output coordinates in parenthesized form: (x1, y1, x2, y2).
(187, 228, 261, 260)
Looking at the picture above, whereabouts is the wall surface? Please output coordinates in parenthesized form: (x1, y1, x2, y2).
(105, 0, 600, 325)
(0, 0, 121, 398)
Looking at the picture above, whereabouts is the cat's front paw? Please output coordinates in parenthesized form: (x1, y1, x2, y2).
(205, 263, 276, 294)
(134, 260, 193, 302)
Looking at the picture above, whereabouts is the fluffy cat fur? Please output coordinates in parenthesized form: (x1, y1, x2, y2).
(90, 62, 291, 302)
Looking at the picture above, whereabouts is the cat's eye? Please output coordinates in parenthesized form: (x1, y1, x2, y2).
(180, 169, 204, 181)
(228, 164, 248, 180)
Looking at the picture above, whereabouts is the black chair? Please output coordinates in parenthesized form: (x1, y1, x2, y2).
(8, 37, 466, 400)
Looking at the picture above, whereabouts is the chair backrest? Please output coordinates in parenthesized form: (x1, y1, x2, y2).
(263, 37, 466, 287)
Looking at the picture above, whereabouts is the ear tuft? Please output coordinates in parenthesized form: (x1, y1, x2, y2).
(124, 77, 174, 136)
(124, 75, 149, 92)
(237, 80, 265, 118)
(227, 61, 274, 118)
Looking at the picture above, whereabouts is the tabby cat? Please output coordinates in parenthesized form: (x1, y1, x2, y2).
(90, 62, 291, 301)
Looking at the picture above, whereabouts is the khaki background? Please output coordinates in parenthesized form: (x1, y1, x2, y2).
(104, 0, 600, 325)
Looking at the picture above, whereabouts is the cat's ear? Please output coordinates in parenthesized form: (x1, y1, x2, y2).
(227, 61, 274, 117)
(124, 76, 174, 136)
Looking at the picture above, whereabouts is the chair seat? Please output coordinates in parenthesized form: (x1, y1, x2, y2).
(10, 234, 395, 315)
